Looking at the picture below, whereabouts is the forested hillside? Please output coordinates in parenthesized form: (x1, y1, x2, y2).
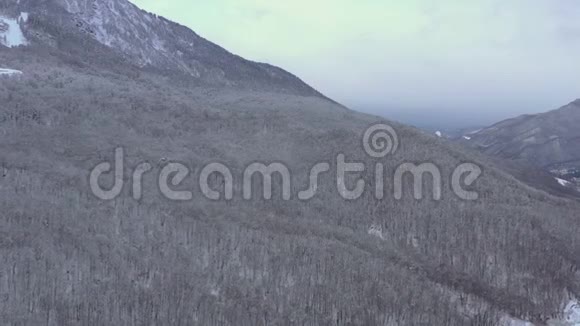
(1, 46, 580, 325)
(459, 100, 580, 171)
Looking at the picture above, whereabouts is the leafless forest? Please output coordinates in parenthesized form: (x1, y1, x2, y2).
(1, 46, 580, 325)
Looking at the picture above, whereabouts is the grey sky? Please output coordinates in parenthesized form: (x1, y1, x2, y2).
(133, 0, 580, 127)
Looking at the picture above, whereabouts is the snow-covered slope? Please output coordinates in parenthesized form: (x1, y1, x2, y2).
(562, 300, 580, 325)
(0, 15, 28, 47)
(0, 68, 22, 76)
(0, 0, 322, 96)
(548, 300, 580, 325)
(2, 1, 580, 325)
(556, 178, 572, 187)
(460, 99, 580, 169)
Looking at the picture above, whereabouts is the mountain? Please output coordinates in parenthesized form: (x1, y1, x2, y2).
(459, 100, 580, 193)
(2, 1, 580, 325)
(460, 100, 580, 169)
(1, 0, 323, 96)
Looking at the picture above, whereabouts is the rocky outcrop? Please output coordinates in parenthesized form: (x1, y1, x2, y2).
(1, 0, 323, 96)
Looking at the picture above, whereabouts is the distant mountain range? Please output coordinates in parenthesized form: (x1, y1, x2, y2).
(460, 99, 580, 169)
(458, 99, 580, 193)
(1, 0, 580, 325)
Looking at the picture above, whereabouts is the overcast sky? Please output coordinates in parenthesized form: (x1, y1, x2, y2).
(131, 0, 580, 128)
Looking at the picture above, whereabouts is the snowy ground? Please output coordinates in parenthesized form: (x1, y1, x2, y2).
(502, 299, 580, 325)
(563, 300, 580, 324)
(548, 300, 580, 325)
(0, 68, 22, 76)
(556, 177, 572, 187)
(0, 15, 28, 48)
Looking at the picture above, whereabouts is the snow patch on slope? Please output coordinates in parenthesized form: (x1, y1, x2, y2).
(19, 12, 29, 23)
(500, 317, 533, 326)
(499, 299, 580, 325)
(562, 299, 580, 325)
(0, 68, 23, 76)
(547, 299, 580, 325)
(0, 16, 28, 47)
(368, 224, 385, 240)
(556, 178, 571, 187)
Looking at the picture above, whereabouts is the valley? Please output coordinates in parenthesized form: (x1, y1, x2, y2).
(1, 0, 580, 325)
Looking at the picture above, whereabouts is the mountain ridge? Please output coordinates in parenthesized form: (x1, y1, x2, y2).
(1, 1, 580, 325)
(460, 99, 580, 169)
(1, 0, 326, 97)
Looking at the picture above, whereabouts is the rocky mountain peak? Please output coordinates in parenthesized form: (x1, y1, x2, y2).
(1, 0, 323, 96)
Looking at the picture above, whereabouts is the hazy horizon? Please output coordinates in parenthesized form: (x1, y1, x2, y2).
(130, 0, 580, 127)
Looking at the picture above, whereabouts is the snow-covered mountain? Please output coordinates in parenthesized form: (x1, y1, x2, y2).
(2, 1, 580, 325)
(460, 99, 580, 170)
(0, 0, 322, 96)
(456, 100, 580, 194)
